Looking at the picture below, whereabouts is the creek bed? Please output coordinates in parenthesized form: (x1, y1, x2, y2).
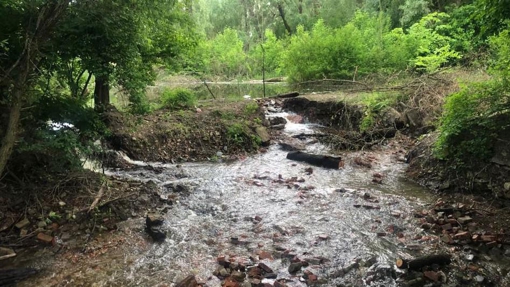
(17, 111, 438, 287)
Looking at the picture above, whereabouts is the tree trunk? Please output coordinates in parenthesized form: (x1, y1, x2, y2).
(94, 76, 110, 111)
(0, 98, 22, 177)
(277, 3, 292, 35)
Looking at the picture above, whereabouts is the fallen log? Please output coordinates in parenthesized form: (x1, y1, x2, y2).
(265, 77, 285, 83)
(0, 268, 38, 286)
(286, 151, 342, 169)
(274, 92, 299, 99)
(396, 254, 451, 270)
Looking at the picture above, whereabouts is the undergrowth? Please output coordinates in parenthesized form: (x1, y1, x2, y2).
(161, 88, 197, 110)
(434, 79, 510, 167)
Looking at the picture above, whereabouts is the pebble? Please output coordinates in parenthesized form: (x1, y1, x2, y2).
(258, 262, 273, 273)
(231, 270, 246, 282)
(15, 218, 30, 229)
(288, 262, 303, 274)
(36, 232, 54, 244)
(475, 275, 485, 283)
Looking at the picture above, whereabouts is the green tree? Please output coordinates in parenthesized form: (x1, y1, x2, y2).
(399, 0, 431, 27)
(0, 0, 69, 177)
(55, 0, 196, 112)
(475, 0, 510, 37)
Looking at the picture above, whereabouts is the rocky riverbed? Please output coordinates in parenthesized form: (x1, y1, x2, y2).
(2, 97, 510, 287)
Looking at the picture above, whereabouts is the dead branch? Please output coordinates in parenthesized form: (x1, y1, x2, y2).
(88, 181, 106, 213)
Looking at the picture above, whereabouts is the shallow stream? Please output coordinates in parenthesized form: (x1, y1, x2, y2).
(18, 110, 440, 287)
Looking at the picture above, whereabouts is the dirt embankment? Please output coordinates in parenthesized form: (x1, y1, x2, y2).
(103, 101, 269, 164)
(407, 130, 510, 199)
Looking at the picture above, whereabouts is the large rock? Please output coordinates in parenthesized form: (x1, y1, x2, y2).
(175, 275, 198, 287)
(269, 117, 287, 130)
(381, 107, 405, 129)
(146, 213, 166, 242)
(269, 117, 286, 126)
(491, 128, 510, 167)
(255, 126, 271, 147)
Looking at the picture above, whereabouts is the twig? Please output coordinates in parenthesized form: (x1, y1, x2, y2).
(88, 181, 106, 214)
(0, 247, 16, 261)
(202, 80, 216, 99)
(97, 192, 137, 208)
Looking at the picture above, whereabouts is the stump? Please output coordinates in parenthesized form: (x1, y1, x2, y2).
(286, 151, 342, 169)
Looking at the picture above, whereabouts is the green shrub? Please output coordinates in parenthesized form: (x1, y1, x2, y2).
(243, 102, 259, 115)
(489, 27, 510, 77)
(227, 123, 247, 145)
(435, 79, 510, 165)
(407, 12, 461, 73)
(204, 28, 249, 79)
(226, 122, 260, 149)
(161, 88, 197, 110)
(10, 94, 106, 175)
(249, 29, 285, 78)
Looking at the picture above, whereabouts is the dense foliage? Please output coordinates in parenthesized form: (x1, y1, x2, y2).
(0, 0, 196, 178)
(435, 28, 510, 166)
(191, 1, 483, 81)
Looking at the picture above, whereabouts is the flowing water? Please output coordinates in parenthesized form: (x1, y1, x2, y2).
(17, 110, 438, 287)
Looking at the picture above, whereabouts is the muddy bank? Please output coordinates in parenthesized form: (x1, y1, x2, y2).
(0, 170, 167, 264)
(103, 102, 269, 164)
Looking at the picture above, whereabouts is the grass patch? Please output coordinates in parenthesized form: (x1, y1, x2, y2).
(243, 101, 259, 115)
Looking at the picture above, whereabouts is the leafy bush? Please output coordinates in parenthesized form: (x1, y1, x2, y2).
(10, 94, 106, 175)
(243, 102, 259, 115)
(249, 29, 285, 78)
(435, 79, 510, 165)
(282, 19, 366, 82)
(282, 11, 461, 82)
(489, 27, 510, 77)
(227, 123, 248, 145)
(161, 88, 197, 110)
(407, 13, 461, 73)
(225, 122, 260, 149)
